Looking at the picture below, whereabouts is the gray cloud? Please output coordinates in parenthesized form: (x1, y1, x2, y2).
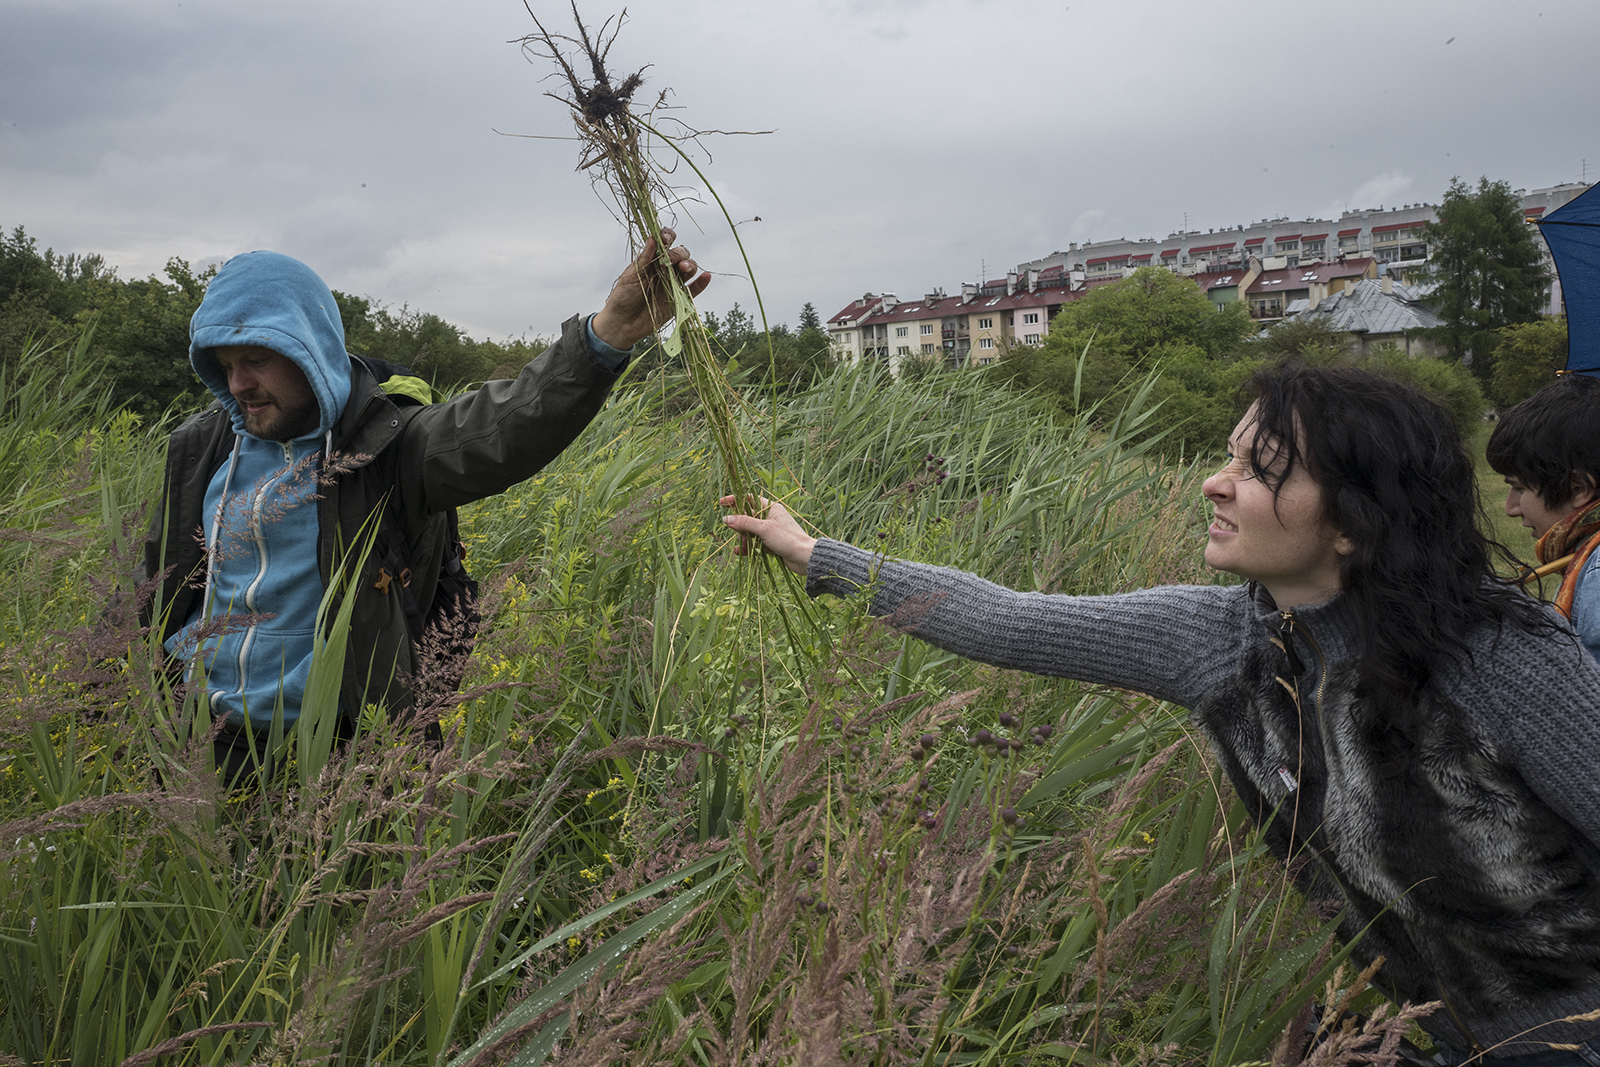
(3, 0, 1596, 335)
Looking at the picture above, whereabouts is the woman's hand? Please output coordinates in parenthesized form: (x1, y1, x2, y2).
(591, 229, 711, 349)
(720, 496, 817, 576)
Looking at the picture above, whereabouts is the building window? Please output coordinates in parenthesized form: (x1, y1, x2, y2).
(1023, 312, 1040, 325)
(1023, 333, 1041, 344)
(921, 343, 935, 354)
(920, 324, 934, 335)
(895, 326, 909, 337)
(1304, 241, 1325, 255)
(897, 346, 911, 356)
(1277, 240, 1298, 251)
(978, 317, 993, 330)
(979, 337, 994, 350)
(1375, 231, 1398, 243)
(1338, 235, 1359, 249)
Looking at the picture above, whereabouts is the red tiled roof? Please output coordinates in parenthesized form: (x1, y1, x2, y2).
(1301, 233, 1328, 241)
(829, 296, 884, 324)
(1193, 271, 1244, 293)
(857, 302, 937, 328)
(1086, 253, 1131, 265)
(1189, 242, 1237, 254)
(1244, 237, 1266, 246)
(1160, 247, 1180, 257)
(1526, 206, 1547, 216)
(1318, 258, 1374, 278)
(1247, 259, 1373, 293)
(1129, 253, 1153, 261)
(1371, 220, 1423, 234)
(1037, 264, 1064, 276)
(1338, 228, 1362, 236)
(1275, 234, 1301, 242)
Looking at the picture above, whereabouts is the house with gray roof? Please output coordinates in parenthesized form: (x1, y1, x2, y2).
(1285, 278, 1445, 358)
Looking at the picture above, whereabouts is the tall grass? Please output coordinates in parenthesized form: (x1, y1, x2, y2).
(1, 334, 1384, 1065)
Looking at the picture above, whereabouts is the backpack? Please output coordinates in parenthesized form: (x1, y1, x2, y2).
(351, 353, 482, 697)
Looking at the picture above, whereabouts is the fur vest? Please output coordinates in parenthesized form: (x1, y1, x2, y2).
(1194, 630, 1600, 1045)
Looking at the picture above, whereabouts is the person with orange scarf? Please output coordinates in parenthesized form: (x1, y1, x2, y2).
(1488, 374, 1600, 662)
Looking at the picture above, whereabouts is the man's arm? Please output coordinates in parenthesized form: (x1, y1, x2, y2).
(400, 231, 708, 513)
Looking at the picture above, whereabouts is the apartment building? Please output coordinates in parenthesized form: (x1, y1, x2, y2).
(827, 269, 1109, 372)
(1015, 183, 1586, 314)
(1245, 258, 1376, 322)
(828, 181, 1588, 373)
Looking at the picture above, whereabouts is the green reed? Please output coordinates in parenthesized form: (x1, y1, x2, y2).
(0, 288, 1376, 1064)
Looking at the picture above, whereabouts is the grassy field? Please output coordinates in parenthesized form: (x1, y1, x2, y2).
(1, 339, 1512, 1066)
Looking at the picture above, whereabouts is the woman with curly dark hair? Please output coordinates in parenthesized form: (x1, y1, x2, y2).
(724, 364, 1600, 1066)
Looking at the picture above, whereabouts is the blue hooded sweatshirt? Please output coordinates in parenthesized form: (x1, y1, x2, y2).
(167, 251, 353, 730)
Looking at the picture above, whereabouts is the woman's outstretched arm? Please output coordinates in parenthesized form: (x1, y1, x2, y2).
(722, 496, 1246, 708)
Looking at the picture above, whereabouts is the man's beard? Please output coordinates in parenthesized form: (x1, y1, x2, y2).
(243, 394, 320, 440)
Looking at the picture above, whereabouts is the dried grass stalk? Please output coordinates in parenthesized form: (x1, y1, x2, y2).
(517, 3, 762, 507)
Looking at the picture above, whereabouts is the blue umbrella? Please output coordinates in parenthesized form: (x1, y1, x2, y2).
(1537, 183, 1600, 376)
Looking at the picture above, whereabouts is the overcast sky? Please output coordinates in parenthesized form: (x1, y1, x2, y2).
(3, 0, 1597, 341)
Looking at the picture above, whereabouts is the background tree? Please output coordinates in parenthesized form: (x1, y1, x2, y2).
(1, 226, 109, 371)
(1489, 317, 1568, 407)
(997, 267, 1257, 450)
(795, 301, 831, 373)
(1420, 177, 1550, 373)
(695, 302, 832, 391)
(78, 258, 215, 418)
(1244, 317, 1353, 363)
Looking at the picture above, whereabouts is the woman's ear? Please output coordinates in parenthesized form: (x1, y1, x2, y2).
(1333, 531, 1356, 557)
(1571, 472, 1600, 508)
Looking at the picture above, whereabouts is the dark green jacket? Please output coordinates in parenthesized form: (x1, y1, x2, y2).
(139, 314, 620, 722)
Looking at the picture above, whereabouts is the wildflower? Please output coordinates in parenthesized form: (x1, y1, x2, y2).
(998, 712, 1016, 728)
(1004, 945, 1020, 958)
(580, 868, 601, 882)
(804, 859, 817, 875)
(919, 732, 936, 748)
(1001, 807, 1018, 825)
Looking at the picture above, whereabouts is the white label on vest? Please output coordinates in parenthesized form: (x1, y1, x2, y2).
(1277, 766, 1299, 793)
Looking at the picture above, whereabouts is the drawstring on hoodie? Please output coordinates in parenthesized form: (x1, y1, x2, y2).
(200, 437, 244, 626)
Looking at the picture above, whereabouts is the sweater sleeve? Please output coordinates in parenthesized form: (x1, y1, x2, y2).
(806, 538, 1247, 708)
(1452, 614, 1600, 849)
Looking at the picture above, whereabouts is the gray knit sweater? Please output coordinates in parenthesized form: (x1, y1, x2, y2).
(808, 538, 1600, 1053)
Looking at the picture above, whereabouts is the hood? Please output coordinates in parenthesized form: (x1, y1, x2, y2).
(189, 250, 352, 440)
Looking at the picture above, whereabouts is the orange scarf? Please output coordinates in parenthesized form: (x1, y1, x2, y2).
(1534, 500, 1600, 619)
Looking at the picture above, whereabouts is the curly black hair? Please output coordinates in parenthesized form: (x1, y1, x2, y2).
(1241, 364, 1552, 743)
